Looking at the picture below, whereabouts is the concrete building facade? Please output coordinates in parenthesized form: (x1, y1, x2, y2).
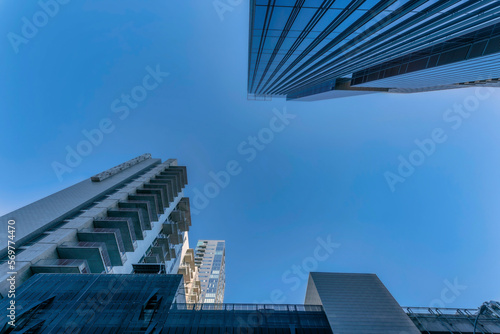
(0, 154, 191, 299)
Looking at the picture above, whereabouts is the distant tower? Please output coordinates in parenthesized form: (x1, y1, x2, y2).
(194, 240, 225, 303)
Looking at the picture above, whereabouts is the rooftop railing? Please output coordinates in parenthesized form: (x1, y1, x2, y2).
(170, 303, 324, 312)
(404, 306, 500, 319)
(405, 306, 479, 315)
(403, 302, 500, 320)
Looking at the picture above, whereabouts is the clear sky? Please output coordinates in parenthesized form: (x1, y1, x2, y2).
(1, 1, 499, 307)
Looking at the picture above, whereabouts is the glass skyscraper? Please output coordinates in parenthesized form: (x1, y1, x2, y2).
(194, 240, 226, 303)
(248, 1, 500, 101)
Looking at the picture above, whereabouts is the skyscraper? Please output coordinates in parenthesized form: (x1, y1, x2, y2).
(248, 1, 500, 101)
(0, 154, 191, 297)
(194, 240, 226, 303)
(305, 272, 420, 333)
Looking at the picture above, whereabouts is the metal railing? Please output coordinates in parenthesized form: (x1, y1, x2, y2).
(170, 303, 324, 312)
(404, 306, 500, 319)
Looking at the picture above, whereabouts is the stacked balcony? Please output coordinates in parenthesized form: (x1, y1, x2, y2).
(183, 249, 196, 273)
(150, 241, 169, 262)
(156, 235, 172, 261)
(29, 164, 189, 276)
(136, 188, 166, 210)
(93, 217, 137, 252)
(178, 250, 196, 283)
(186, 281, 202, 304)
(141, 235, 177, 267)
(129, 193, 162, 215)
(31, 259, 90, 274)
(118, 201, 154, 229)
(57, 241, 112, 273)
(170, 198, 191, 232)
(161, 221, 182, 245)
(195, 242, 207, 267)
(107, 208, 146, 240)
(77, 228, 127, 266)
(178, 249, 202, 304)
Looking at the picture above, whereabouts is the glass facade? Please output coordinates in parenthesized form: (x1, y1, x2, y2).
(0, 274, 331, 333)
(2, 272, 498, 333)
(163, 303, 332, 333)
(352, 23, 500, 86)
(0, 274, 183, 333)
(248, 1, 500, 100)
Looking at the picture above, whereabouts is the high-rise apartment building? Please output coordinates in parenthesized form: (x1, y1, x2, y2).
(248, 1, 500, 101)
(194, 240, 226, 303)
(0, 154, 193, 299)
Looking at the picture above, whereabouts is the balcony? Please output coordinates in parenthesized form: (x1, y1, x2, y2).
(128, 193, 161, 216)
(107, 208, 146, 240)
(93, 217, 137, 252)
(31, 259, 90, 274)
(57, 241, 111, 273)
(136, 188, 167, 209)
(118, 200, 154, 228)
(149, 178, 175, 203)
(77, 228, 127, 266)
(142, 183, 170, 207)
(169, 210, 190, 232)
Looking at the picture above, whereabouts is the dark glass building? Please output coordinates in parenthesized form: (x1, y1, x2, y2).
(248, 1, 500, 100)
(0, 274, 332, 333)
(0, 274, 184, 333)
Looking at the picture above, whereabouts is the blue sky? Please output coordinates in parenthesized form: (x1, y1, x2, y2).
(1, 1, 499, 307)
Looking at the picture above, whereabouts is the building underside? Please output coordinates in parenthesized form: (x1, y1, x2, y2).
(248, 1, 500, 101)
